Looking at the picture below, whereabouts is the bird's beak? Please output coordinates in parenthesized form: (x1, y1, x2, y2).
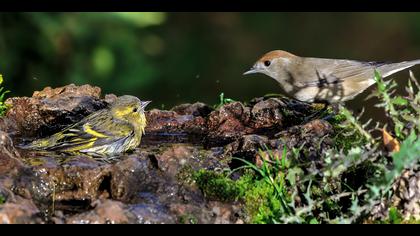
(243, 68, 258, 75)
(141, 100, 151, 109)
(243, 64, 260, 75)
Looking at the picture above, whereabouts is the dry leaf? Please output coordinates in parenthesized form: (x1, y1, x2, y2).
(255, 150, 282, 168)
(382, 128, 400, 153)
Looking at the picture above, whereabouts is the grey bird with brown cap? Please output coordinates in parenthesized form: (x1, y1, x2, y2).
(244, 50, 420, 103)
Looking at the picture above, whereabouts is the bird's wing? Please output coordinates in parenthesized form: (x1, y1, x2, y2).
(300, 58, 380, 87)
(34, 110, 132, 151)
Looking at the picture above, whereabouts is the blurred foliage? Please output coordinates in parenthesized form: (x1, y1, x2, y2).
(0, 74, 10, 116)
(1, 13, 420, 110)
(0, 13, 165, 104)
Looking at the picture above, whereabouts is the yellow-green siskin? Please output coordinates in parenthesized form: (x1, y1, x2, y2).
(23, 95, 150, 155)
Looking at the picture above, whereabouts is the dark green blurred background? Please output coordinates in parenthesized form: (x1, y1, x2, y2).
(1, 12, 420, 110)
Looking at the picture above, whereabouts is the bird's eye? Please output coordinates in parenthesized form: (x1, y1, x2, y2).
(264, 60, 271, 67)
(132, 107, 138, 113)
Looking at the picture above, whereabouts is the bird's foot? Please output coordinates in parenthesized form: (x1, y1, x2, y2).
(301, 103, 341, 123)
(301, 102, 329, 123)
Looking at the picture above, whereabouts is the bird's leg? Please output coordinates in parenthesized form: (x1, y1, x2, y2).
(320, 103, 341, 122)
(302, 101, 330, 123)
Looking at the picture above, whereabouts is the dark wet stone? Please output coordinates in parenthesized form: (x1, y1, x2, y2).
(250, 95, 314, 123)
(134, 144, 230, 205)
(110, 156, 161, 203)
(145, 110, 190, 133)
(0, 195, 42, 224)
(32, 84, 101, 99)
(0, 131, 48, 204)
(144, 109, 207, 144)
(206, 102, 253, 146)
(0, 131, 24, 177)
(169, 201, 242, 224)
(65, 199, 138, 224)
(129, 203, 175, 224)
(225, 134, 270, 160)
(171, 102, 213, 117)
(29, 155, 111, 209)
(181, 116, 208, 137)
(0, 148, 44, 224)
(2, 84, 107, 139)
(250, 98, 285, 130)
(15, 153, 160, 212)
(152, 144, 227, 177)
(0, 97, 44, 138)
(65, 200, 177, 224)
(275, 119, 334, 163)
(276, 119, 333, 143)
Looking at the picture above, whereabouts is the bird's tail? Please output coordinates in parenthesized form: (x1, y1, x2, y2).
(377, 59, 420, 78)
(18, 138, 47, 150)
